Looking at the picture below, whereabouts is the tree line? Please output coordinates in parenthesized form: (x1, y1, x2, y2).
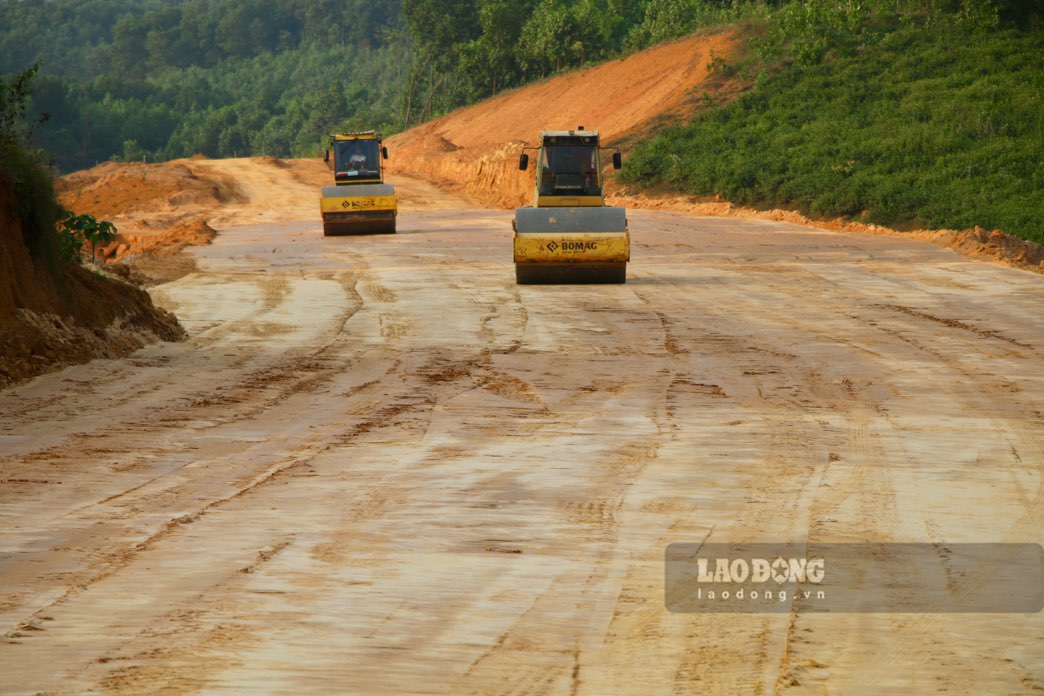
(1, 0, 408, 171)
(1, 0, 778, 171)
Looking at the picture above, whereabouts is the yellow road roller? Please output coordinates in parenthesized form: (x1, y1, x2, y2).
(513, 127, 628, 283)
(320, 131, 397, 235)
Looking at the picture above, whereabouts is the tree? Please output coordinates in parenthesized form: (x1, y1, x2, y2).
(471, 0, 539, 96)
(517, 0, 578, 76)
(60, 211, 117, 265)
(0, 63, 44, 148)
(401, 0, 481, 124)
(110, 14, 149, 81)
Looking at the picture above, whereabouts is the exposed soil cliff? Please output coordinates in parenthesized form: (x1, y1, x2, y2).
(0, 175, 185, 388)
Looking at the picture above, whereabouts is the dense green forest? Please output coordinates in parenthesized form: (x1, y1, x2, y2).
(1, 0, 1041, 241)
(1, 0, 750, 172)
(1, 0, 409, 170)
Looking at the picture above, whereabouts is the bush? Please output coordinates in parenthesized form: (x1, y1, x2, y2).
(1, 64, 67, 274)
(622, 18, 1044, 244)
(59, 211, 117, 265)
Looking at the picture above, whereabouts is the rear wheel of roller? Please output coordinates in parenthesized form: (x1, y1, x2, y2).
(515, 263, 626, 285)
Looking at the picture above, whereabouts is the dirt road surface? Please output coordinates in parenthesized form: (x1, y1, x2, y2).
(2, 163, 1042, 694)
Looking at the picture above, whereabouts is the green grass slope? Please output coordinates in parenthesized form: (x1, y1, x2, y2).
(622, 22, 1043, 244)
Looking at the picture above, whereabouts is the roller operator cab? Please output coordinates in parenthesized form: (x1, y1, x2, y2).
(320, 131, 397, 235)
(513, 128, 628, 284)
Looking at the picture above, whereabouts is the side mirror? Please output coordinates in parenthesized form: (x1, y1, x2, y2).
(519, 153, 529, 171)
(612, 152, 622, 170)
(382, 146, 389, 159)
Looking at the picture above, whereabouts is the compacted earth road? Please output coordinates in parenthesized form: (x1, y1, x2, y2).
(1, 170, 1041, 694)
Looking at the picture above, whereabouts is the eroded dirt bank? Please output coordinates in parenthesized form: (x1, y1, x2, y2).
(0, 175, 185, 389)
(385, 32, 741, 209)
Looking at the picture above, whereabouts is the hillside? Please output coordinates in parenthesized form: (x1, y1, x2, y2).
(386, 32, 739, 209)
(385, 30, 1042, 273)
(624, 20, 1044, 245)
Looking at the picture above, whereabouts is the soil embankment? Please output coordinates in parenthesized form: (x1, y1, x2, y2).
(386, 32, 740, 209)
(0, 175, 184, 388)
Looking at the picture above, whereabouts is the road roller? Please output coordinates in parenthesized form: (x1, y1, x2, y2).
(320, 131, 397, 235)
(513, 127, 628, 283)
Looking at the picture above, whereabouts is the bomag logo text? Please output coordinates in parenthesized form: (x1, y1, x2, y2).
(342, 198, 376, 209)
(558, 241, 598, 252)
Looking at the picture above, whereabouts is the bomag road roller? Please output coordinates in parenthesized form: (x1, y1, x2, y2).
(320, 131, 397, 235)
(513, 127, 627, 284)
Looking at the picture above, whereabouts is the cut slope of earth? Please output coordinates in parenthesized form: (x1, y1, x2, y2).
(386, 32, 741, 209)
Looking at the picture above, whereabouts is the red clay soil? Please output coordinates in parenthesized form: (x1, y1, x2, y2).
(0, 175, 184, 389)
(58, 159, 229, 218)
(57, 158, 231, 265)
(385, 31, 741, 209)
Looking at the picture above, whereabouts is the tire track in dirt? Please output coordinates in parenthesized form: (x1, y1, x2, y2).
(153, 271, 678, 692)
(619, 250, 1041, 692)
(34, 254, 544, 689)
(0, 247, 403, 660)
(584, 267, 933, 692)
(447, 437, 665, 696)
(0, 259, 484, 684)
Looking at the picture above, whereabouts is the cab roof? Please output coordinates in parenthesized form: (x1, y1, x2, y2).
(331, 131, 381, 142)
(541, 129, 600, 144)
(542, 129, 599, 138)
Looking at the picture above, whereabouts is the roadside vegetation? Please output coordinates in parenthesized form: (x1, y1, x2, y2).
(0, 64, 66, 276)
(622, 2, 1043, 243)
(2, 64, 119, 273)
(1, 63, 184, 391)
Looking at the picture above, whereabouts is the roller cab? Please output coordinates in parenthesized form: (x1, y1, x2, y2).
(320, 131, 397, 235)
(514, 128, 628, 283)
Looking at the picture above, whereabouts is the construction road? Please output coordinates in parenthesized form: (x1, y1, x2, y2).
(1, 175, 1042, 694)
